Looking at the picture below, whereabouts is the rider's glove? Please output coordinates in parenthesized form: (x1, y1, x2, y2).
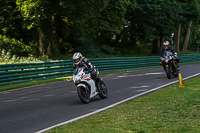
(174, 52, 177, 58)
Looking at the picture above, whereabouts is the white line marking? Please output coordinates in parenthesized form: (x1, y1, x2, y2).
(35, 73, 199, 133)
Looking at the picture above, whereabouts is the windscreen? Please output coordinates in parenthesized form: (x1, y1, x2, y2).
(163, 51, 173, 58)
(73, 67, 84, 75)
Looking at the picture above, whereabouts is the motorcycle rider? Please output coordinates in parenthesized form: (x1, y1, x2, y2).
(73, 52, 101, 91)
(160, 41, 179, 69)
(160, 41, 176, 57)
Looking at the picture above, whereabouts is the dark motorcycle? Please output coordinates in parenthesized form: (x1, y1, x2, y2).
(161, 51, 179, 79)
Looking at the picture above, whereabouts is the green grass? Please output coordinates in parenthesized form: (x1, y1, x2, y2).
(47, 76, 200, 133)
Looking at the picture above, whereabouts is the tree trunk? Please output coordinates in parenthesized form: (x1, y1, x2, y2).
(46, 15, 56, 56)
(182, 21, 192, 52)
(39, 27, 43, 55)
(160, 38, 164, 48)
(151, 38, 160, 54)
(174, 23, 181, 53)
(46, 43, 51, 56)
(38, 18, 44, 55)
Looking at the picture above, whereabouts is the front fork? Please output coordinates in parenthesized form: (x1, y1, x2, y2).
(163, 63, 173, 73)
(163, 63, 168, 71)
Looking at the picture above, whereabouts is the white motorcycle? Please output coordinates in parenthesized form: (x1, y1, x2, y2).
(73, 67, 108, 103)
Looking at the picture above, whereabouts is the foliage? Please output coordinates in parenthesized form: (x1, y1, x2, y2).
(0, 0, 21, 37)
(62, 0, 129, 56)
(0, 34, 36, 56)
(0, 0, 200, 58)
(14, 0, 129, 57)
(0, 49, 49, 64)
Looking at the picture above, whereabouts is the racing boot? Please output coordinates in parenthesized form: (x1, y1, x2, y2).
(177, 64, 180, 71)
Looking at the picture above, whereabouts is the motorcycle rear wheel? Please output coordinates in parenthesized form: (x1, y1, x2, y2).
(77, 86, 90, 104)
(174, 72, 178, 77)
(173, 62, 179, 77)
(98, 80, 108, 99)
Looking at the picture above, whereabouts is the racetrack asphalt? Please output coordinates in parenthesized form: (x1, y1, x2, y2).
(0, 63, 199, 133)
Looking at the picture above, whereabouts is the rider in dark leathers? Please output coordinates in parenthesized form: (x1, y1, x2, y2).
(160, 41, 179, 70)
(160, 42, 176, 57)
(73, 52, 100, 90)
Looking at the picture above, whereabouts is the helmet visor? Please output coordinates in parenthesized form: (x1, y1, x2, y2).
(164, 45, 169, 50)
(74, 59, 79, 63)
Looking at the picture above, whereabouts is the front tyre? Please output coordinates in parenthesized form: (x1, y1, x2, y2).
(165, 65, 172, 79)
(77, 86, 90, 104)
(98, 80, 108, 99)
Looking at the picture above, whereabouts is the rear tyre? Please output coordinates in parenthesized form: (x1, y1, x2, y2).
(98, 80, 108, 99)
(77, 86, 90, 104)
(174, 72, 178, 77)
(174, 63, 179, 77)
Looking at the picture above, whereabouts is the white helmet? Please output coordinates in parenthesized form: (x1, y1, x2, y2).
(73, 52, 82, 65)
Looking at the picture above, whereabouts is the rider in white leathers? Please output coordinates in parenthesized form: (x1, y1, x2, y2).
(73, 52, 100, 90)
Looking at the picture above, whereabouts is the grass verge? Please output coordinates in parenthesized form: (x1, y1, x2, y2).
(47, 76, 200, 133)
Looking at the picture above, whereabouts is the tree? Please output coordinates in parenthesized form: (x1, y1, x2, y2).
(16, 0, 66, 56)
(182, 0, 200, 51)
(16, 0, 129, 56)
(0, 0, 23, 39)
(2, 0, 200, 57)
(124, 0, 175, 54)
(183, 21, 192, 51)
(170, 0, 200, 52)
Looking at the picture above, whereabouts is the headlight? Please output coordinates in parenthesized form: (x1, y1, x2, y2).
(75, 78, 79, 82)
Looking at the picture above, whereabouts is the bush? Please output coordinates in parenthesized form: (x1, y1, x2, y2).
(0, 49, 49, 64)
(0, 35, 35, 57)
(72, 37, 120, 57)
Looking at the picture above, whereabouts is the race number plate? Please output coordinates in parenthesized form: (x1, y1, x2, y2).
(165, 65, 168, 67)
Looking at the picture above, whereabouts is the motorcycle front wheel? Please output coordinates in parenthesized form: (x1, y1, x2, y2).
(98, 80, 108, 99)
(77, 86, 90, 104)
(165, 64, 172, 79)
